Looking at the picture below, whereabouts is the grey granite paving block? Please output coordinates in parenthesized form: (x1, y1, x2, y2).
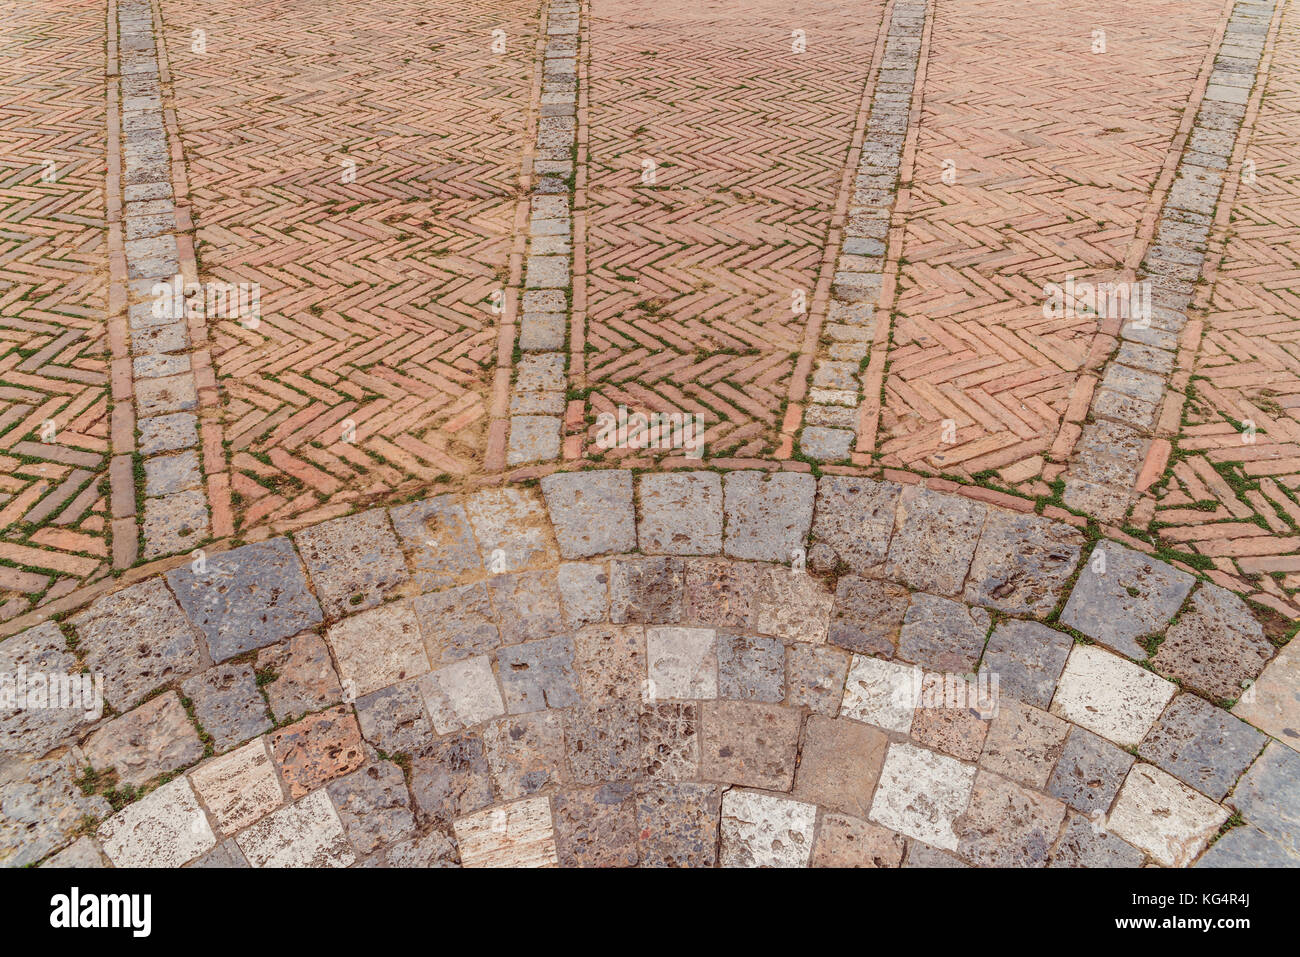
(609, 556, 683, 624)
(903, 842, 970, 868)
(786, 642, 849, 716)
(180, 663, 272, 752)
(255, 632, 344, 722)
(166, 537, 323, 661)
(485, 569, 565, 643)
(40, 836, 106, 868)
(0, 753, 112, 867)
(83, 692, 205, 786)
(557, 562, 608, 628)
(413, 582, 500, 666)
(716, 633, 785, 702)
(564, 702, 640, 784)
(136, 372, 197, 416)
(638, 471, 723, 555)
(326, 762, 416, 856)
(828, 576, 909, 657)
(497, 634, 580, 713)
(294, 508, 410, 618)
(0, 622, 97, 757)
(138, 412, 198, 455)
(354, 680, 433, 755)
(1229, 743, 1300, 854)
(131, 319, 188, 355)
(541, 470, 635, 558)
(964, 511, 1083, 616)
(143, 448, 201, 496)
(897, 593, 989, 673)
(1196, 824, 1300, 868)
(955, 769, 1067, 867)
(409, 733, 494, 822)
(524, 254, 569, 289)
(1047, 812, 1145, 867)
(810, 475, 899, 575)
(388, 493, 482, 591)
(518, 312, 565, 350)
(553, 784, 638, 867)
(510, 390, 565, 414)
(1153, 583, 1275, 700)
(883, 485, 986, 595)
(1139, 693, 1266, 800)
(507, 414, 561, 464)
(1060, 542, 1194, 660)
(800, 425, 854, 461)
(69, 578, 206, 710)
(134, 351, 191, 380)
(722, 471, 816, 562)
(979, 619, 1072, 709)
(1046, 726, 1134, 815)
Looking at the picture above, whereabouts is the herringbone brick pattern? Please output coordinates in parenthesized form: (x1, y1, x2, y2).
(158, 0, 542, 532)
(1150, 0, 1300, 615)
(0, 0, 112, 621)
(581, 0, 883, 460)
(877, 0, 1223, 488)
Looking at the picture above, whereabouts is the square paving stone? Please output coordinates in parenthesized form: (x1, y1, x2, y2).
(980, 619, 1073, 709)
(236, 789, 356, 868)
(1232, 638, 1299, 751)
(326, 761, 416, 856)
(883, 486, 986, 596)
(557, 562, 608, 627)
(367, 828, 459, 868)
(786, 642, 850, 716)
(166, 537, 322, 662)
(751, 567, 832, 643)
(609, 557, 684, 623)
(268, 706, 365, 799)
(1060, 543, 1195, 660)
(911, 674, 990, 761)
(869, 742, 976, 851)
(573, 623, 645, 703)
(388, 494, 483, 591)
(553, 784, 639, 867)
(811, 814, 905, 867)
(293, 509, 410, 618)
(188, 738, 284, 834)
(413, 582, 500, 667)
(99, 777, 215, 867)
(903, 842, 970, 868)
(1047, 811, 1145, 867)
(828, 576, 910, 656)
(181, 663, 272, 752)
(0, 622, 99, 756)
(646, 626, 717, 700)
(326, 599, 429, 699)
(640, 702, 699, 780)
(1051, 644, 1176, 747)
(141, 489, 210, 559)
(409, 732, 494, 822)
(979, 697, 1069, 789)
(40, 836, 106, 869)
(1046, 726, 1135, 815)
(700, 700, 801, 790)
(419, 656, 506, 733)
(541, 469, 635, 557)
(897, 593, 990, 672)
(353, 681, 433, 755)
(635, 782, 722, 867)
(810, 475, 900, 576)
(1229, 742, 1300, 854)
(564, 701, 640, 784)
(638, 471, 723, 554)
(463, 487, 559, 572)
(720, 789, 817, 867)
(1195, 823, 1300, 868)
(1107, 763, 1229, 867)
(841, 655, 919, 733)
(83, 692, 204, 786)
(483, 711, 568, 798)
(255, 632, 343, 722)
(0, 754, 111, 867)
(496, 634, 581, 713)
(799, 425, 853, 461)
(955, 770, 1067, 867)
(1153, 583, 1275, 701)
(454, 795, 557, 867)
(70, 578, 205, 711)
(682, 559, 761, 629)
(485, 570, 565, 644)
(1139, 693, 1266, 800)
(793, 715, 888, 818)
(137, 411, 197, 455)
(143, 449, 201, 496)
(723, 471, 816, 562)
(717, 633, 785, 701)
(507, 415, 561, 464)
(963, 512, 1083, 616)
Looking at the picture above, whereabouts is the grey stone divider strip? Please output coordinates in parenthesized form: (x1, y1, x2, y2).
(506, 0, 580, 467)
(797, 0, 929, 463)
(114, 0, 212, 557)
(1061, 0, 1279, 523)
(5, 464, 1292, 866)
